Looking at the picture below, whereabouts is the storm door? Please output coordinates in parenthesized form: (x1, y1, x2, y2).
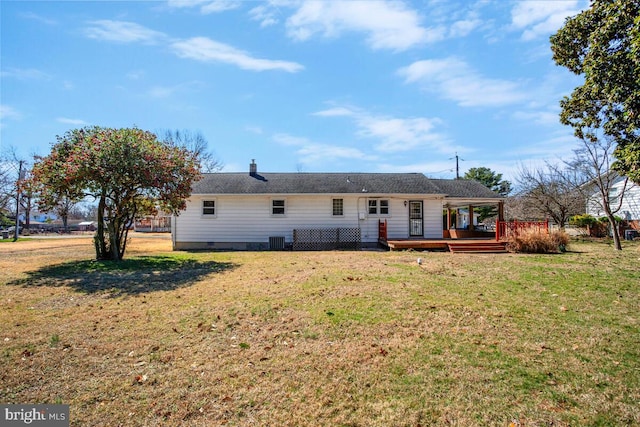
(409, 201, 423, 237)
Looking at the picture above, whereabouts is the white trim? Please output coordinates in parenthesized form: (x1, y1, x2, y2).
(201, 199, 217, 218)
(332, 198, 344, 217)
(270, 198, 286, 216)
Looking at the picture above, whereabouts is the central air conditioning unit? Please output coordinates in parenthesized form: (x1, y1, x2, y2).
(269, 236, 285, 250)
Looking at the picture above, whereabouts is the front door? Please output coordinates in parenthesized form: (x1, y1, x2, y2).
(409, 201, 423, 237)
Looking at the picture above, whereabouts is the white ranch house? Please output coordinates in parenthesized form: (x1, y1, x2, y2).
(172, 162, 503, 251)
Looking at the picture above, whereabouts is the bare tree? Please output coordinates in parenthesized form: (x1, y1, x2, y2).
(55, 195, 77, 232)
(0, 158, 12, 213)
(565, 134, 629, 250)
(514, 163, 585, 228)
(0, 147, 32, 234)
(159, 129, 223, 173)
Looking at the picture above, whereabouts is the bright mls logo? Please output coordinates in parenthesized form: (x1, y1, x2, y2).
(1, 405, 69, 426)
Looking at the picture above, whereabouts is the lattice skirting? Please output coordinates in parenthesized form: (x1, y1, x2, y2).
(293, 227, 361, 251)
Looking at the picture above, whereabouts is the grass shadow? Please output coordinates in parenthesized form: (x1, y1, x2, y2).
(9, 255, 236, 297)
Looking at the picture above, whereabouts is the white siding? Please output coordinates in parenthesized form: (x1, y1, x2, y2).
(587, 178, 640, 220)
(382, 199, 442, 239)
(424, 199, 444, 238)
(174, 195, 445, 246)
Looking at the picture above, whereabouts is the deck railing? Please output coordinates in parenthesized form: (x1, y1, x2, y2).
(496, 219, 549, 241)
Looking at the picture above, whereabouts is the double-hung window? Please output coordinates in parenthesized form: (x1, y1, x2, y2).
(202, 200, 216, 216)
(368, 200, 378, 215)
(368, 199, 389, 215)
(272, 199, 286, 215)
(332, 198, 344, 216)
(379, 200, 389, 215)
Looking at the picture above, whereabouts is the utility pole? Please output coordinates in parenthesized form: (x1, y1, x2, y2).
(13, 160, 23, 241)
(450, 153, 464, 179)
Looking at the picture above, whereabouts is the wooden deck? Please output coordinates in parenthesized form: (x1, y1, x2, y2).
(380, 238, 508, 253)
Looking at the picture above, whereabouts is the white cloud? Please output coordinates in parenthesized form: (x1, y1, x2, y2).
(284, 0, 435, 51)
(56, 117, 88, 126)
(312, 106, 354, 117)
(1, 67, 51, 80)
(170, 37, 304, 72)
(0, 105, 21, 122)
(167, 0, 240, 14)
(398, 57, 526, 107)
(83, 19, 302, 73)
(510, 0, 586, 41)
(358, 115, 446, 153)
(148, 86, 177, 98)
(85, 20, 166, 44)
(249, 4, 280, 28)
(245, 125, 264, 135)
(449, 17, 482, 38)
(272, 133, 309, 146)
(272, 133, 377, 164)
(20, 11, 58, 26)
(509, 132, 577, 159)
(377, 160, 456, 176)
(313, 105, 451, 153)
(201, 0, 240, 14)
(167, 0, 209, 8)
(511, 110, 559, 127)
(126, 70, 145, 80)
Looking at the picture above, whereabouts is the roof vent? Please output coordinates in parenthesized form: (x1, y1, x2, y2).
(250, 159, 257, 176)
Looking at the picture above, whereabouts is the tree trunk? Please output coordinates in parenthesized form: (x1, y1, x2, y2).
(108, 220, 120, 261)
(607, 214, 622, 250)
(94, 192, 112, 260)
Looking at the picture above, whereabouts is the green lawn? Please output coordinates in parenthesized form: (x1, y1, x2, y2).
(1, 237, 638, 426)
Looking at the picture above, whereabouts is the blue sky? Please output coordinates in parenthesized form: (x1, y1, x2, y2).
(1, 0, 589, 181)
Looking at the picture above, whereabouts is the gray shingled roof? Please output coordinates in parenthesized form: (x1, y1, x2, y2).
(193, 172, 502, 199)
(429, 178, 503, 199)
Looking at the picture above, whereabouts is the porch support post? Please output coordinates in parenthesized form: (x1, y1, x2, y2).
(446, 208, 452, 230)
(468, 205, 474, 230)
(498, 201, 504, 221)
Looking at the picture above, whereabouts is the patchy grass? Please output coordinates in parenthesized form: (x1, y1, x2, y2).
(0, 236, 639, 426)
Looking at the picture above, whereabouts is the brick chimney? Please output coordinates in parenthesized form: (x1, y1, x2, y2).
(249, 159, 257, 176)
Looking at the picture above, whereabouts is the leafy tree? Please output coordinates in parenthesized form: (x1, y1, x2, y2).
(30, 126, 201, 260)
(550, 0, 640, 183)
(464, 167, 511, 196)
(463, 167, 511, 221)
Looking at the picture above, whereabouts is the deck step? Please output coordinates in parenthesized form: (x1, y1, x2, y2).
(447, 242, 508, 253)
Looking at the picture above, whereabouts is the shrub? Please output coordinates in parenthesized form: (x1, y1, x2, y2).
(569, 214, 597, 228)
(506, 229, 569, 254)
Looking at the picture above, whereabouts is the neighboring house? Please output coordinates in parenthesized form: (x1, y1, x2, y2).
(30, 211, 58, 223)
(586, 175, 640, 226)
(172, 161, 503, 250)
(78, 221, 97, 232)
(134, 214, 171, 233)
